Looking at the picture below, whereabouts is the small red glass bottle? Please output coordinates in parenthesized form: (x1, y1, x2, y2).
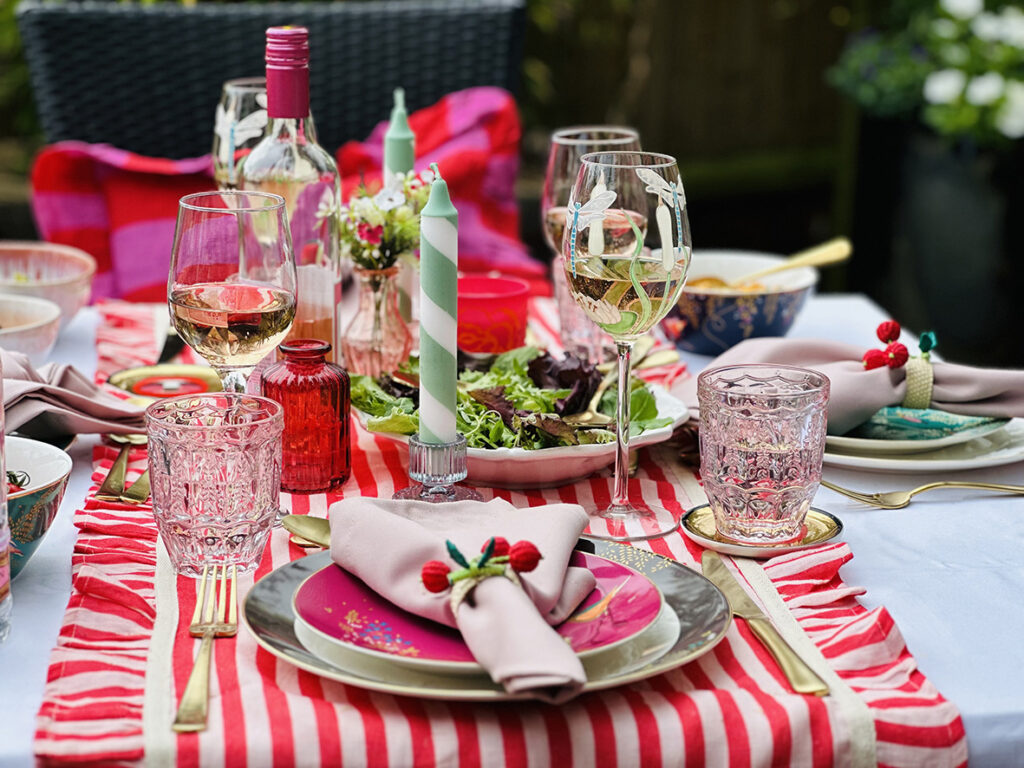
(261, 339, 351, 493)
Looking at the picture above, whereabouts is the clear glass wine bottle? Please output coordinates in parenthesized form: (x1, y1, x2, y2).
(240, 26, 342, 361)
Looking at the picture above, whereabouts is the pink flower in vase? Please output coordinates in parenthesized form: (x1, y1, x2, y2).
(357, 222, 384, 245)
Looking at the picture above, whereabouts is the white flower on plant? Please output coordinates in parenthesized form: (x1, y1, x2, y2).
(940, 0, 982, 21)
(1002, 6, 1024, 48)
(970, 12, 1004, 42)
(575, 295, 622, 327)
(419, 168, 436, 185)
(996, 80, 1024, 138)
(924, 69, 967, 104)
(373, 186, 405, 212)
(932, 18, 959, 39)
(966, 72, 1005, 106)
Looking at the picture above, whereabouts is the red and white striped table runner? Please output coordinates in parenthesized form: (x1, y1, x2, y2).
(33, 300, 967, 767)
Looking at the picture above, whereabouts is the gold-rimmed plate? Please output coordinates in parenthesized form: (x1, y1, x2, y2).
(107, 363, 221, 401)
(242, 540, 731, 701)
(681, 504, 843, 559)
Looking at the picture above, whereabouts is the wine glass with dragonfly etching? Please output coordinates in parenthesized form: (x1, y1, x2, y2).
(561, 151, 692, 541)
(542, 126, 641, 363)
(169, 191, 297, 393)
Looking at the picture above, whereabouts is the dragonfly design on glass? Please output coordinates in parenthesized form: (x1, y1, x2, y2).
(568, 190, 617, 276)
(214, 93, 268, 185)
(636, 169, 686, 270)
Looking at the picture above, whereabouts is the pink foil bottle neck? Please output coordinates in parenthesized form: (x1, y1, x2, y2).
(265, 26, 310, 119)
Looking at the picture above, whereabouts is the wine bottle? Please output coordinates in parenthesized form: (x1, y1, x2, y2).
(240, 26, 342, 360)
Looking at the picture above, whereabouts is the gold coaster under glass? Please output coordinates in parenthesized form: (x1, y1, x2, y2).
(682, 504, 843, 559)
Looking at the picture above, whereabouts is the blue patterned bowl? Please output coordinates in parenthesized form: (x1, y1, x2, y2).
(4, 435, 73, 579)
(661, 251, 818, 356)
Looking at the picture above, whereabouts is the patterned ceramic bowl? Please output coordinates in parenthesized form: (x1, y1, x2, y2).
(661, 250, 817, 356)
(0, 295, 62, 366)
(0, 241, 96, 330)
(4, 435, 74, 579)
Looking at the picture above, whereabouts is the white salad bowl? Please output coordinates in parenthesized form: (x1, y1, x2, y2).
(356, 384, 689, 489)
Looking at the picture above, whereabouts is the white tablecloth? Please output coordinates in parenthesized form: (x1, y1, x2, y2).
(2, 295, 1022, 767)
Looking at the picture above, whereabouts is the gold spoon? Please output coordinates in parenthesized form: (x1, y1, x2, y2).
(95, 433, 148, 502)
(687, 237, 852, 291)
(563, 335, 657, 427)
(282, 514, 332, 548)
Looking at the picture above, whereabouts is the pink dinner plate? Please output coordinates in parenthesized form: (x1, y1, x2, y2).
(292, 551, 664, 676)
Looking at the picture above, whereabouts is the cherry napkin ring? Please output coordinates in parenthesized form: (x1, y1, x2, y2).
(421, 537, 542, 614)
(861, 321, 938, 409)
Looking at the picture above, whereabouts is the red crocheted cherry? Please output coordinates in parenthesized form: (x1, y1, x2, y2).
(862, 349, 887, 370)
(421, 560, 452, 593)
(509, 541, 542, 573)
(876, 320, 901, 344)
(482, 536, 510, 558)
(886, 342, 909, 369)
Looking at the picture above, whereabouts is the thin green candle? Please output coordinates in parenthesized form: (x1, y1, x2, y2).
(418, 162, 458, 444)
(384, 88, 415, 184)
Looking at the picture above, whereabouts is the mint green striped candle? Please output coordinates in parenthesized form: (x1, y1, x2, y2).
(384, 88, 415, 184)
(418, 163, 458, 444)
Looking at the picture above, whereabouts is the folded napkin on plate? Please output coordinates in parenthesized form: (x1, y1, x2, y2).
(1, 349, 146, 437)
(678, 338, 1024, 435)
(329, 496, 596, 703)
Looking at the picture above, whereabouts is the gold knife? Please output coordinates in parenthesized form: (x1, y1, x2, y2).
(701, 550, 829, 696)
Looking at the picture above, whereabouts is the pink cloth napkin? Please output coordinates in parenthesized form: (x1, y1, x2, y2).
(679, 338, 1024, 435)
(329, 496, 596, 703)
(1, 349, 146, 437)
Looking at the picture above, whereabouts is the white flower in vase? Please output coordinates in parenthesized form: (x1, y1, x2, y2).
(373, 187, 405, 212)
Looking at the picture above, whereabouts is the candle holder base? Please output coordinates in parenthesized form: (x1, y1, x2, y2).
(393, 434, 482, 503)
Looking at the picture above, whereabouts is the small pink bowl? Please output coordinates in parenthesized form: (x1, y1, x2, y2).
(457, 276, 531, 353)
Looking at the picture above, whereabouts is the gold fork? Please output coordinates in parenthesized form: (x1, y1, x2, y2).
(821, 479, 1024, 510)
(172, 564, 238, 732)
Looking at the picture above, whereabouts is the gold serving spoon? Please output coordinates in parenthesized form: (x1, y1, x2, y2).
(687, 237, 852, 291)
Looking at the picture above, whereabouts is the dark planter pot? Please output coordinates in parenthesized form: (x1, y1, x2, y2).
(894, 133, 1008, 357)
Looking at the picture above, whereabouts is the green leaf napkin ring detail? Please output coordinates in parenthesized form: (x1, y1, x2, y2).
(421, 537, 543, 613)
(860, 320, 937, 410)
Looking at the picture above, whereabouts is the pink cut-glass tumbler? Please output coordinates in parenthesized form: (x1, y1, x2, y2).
(456, 276, 531, 353)
(146, 393, 283, 576)
(697, 365, 829, 544)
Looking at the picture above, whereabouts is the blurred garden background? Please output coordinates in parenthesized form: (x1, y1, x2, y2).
(2, 0, 1022, 365)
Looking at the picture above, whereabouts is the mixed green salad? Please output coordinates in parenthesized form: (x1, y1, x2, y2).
(351, 346, 673, 451)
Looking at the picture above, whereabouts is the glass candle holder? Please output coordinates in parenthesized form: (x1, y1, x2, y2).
(261, 339, 351, 493)
(697, 364, 829, 544)
(456, 276, 531, 353)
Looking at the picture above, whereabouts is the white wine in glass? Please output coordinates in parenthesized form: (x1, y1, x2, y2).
(169, 191, 297, 393)
(562, 151, 691, 541)
(541, 127, 641, 362)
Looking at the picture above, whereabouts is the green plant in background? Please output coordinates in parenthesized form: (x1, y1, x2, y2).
(830, 0, 1024, 145)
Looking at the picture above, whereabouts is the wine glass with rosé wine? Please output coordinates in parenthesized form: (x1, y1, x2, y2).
(169, 191, 297, 393)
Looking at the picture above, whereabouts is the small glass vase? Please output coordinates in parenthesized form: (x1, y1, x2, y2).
(261, 339, 351, 494)
(342, 266, 413, 378)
